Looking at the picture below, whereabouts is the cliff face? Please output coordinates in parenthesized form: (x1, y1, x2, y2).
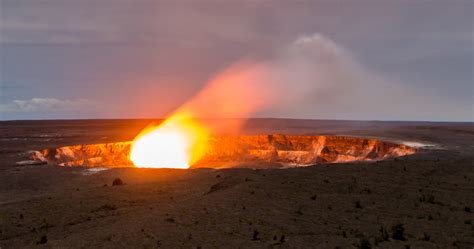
(31, 142, 132, 167)
(196, 135, 415, 167)
(29, 135, 415, 168)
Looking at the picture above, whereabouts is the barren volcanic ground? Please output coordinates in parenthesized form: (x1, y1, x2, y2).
(0, 119, 473, 249)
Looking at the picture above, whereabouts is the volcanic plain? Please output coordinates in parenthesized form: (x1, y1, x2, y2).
(0, 119, 473, 248)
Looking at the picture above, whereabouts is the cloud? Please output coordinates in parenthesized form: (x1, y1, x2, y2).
(0, 20, 122, 44)
(0, 98, 94, 113)
(0, 1, 125, 44)
(1, 1, 472, 121)
(0, 1, 273, 46)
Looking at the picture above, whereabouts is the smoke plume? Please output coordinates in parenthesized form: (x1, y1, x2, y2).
(169, 33, 462, 133)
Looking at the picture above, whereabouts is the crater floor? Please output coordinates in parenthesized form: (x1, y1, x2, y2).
(0, 119, 473, 248)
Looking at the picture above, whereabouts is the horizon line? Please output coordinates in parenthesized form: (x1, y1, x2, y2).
(0, 117, 473, 123)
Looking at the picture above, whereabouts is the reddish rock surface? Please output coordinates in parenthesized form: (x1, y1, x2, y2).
(31, 142, 132, 167)
(30, 135, 415, 168)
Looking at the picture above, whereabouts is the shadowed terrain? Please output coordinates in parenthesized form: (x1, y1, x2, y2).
(0, 119, 473, 248)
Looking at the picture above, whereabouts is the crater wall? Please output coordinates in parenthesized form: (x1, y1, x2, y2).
(29, 135, 415, 168)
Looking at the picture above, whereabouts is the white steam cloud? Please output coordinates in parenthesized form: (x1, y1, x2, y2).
(181, 33, 462, 121)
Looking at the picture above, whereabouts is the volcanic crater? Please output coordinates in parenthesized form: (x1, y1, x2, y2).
(28, 135, 415, 168)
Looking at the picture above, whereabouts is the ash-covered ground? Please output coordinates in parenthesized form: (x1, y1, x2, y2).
(0, 119, 473, 248)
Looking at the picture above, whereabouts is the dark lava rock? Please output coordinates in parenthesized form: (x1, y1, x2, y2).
(38, 235, 47, 244)
(112, 178, 124, 186)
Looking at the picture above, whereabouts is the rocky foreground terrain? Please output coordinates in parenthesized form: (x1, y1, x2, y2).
(0, 119, 473, 248)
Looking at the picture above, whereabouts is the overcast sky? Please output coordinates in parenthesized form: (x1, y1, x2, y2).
(0, 0, 473, 121)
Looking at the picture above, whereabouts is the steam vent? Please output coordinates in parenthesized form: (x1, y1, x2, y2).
(28, 135, 415, 168)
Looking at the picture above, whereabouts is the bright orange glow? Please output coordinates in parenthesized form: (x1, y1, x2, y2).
(130, 61, 273, 168)
(130, 113, 208, 168)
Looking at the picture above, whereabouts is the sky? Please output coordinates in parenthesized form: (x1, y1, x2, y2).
(0, 0, 473, 121)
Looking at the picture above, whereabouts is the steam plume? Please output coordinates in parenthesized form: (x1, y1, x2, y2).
(170, 33, 460, 132)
